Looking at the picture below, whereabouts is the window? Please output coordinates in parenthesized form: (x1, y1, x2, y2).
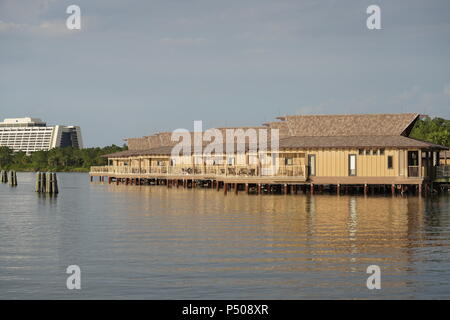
(387, 156, 393, 169)
(365, 149, 371, 155)
(348, 154, 357, 176)
(379, 149, 385, 155)
(285, 157, 293, 165)
(308, 154, 316, 176)
(358, 149, 364, 155)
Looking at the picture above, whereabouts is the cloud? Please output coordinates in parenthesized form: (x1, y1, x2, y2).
(0, 20, 25, 32)
(296, 103, 327, 115)
(0, 19, 82, 36)
(0, 0, 58, 23)
(160, 37, 207, 45)
(243, 48, 266, 55)
(444, 83, 450, 96)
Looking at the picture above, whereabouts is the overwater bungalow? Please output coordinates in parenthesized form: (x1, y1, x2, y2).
(90, 113, 449, 195)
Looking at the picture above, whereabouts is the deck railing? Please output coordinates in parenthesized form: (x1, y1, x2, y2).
(90, 164, 306, 178)
(436, 165, 450, 178)
(408, 166, 420, 178)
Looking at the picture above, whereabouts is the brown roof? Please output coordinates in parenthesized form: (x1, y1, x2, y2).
(265, 113, 420, 137)
(279, 135, 448, 150)
(126, 127, 275, 151)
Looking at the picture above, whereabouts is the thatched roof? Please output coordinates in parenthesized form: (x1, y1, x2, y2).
(126, 127, 274, 151)
(265, 113, 420, 137)
(279, 135, 448, 150)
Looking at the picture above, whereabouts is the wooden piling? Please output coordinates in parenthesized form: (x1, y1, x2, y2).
(35, 172, 58, 194)
(1, 170, 8, 183)
(9, 171, 17, 186)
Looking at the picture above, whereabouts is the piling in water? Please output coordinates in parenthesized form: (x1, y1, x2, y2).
(35, 171, 58, 195)
(9, 171, 17, 186)
(1, 170, 8, 183)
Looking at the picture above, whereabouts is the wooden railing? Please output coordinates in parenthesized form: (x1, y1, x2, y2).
(436, 165, 450, 178)
(408, 166, 420, 178)
(90, 164, 306, 178)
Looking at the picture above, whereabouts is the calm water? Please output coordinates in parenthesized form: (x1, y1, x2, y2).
(0, 172, 449, 299)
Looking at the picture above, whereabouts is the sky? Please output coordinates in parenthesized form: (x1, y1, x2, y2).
(1, 0, 450, 147)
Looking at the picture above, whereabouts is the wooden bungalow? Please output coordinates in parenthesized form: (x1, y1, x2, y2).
(90, 113, 449, 195)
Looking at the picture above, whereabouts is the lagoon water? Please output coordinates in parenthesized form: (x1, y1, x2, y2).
(0, 172, 449, 299)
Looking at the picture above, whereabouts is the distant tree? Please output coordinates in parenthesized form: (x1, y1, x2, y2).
(0, 146, 13, 168)
(410, 116, 450, 147)
(0, 144, 128, 171)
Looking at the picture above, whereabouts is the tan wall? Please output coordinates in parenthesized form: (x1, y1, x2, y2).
(305, 148, 400, 177)
(110, 147, 431, 178)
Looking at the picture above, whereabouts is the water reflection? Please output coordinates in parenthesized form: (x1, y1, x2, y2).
(0, 173, 449, 299)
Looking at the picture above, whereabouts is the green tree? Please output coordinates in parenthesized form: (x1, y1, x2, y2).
(0, 146, 13, 168)
(410, 116, 450, 147)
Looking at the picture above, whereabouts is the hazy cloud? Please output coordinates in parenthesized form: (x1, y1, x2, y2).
(160, 37, 207, 45)
(1, 0, 450, 146)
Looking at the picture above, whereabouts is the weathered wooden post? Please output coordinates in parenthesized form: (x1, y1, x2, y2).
(41, 172, 46, 193)
(35, 172, 40, 192)
(1, 170, 8, 183)
(50, 172, 58, 194)
(35, 172, 58, 194)
(45, 172, 51, 193)
(9, 171, 17, 186)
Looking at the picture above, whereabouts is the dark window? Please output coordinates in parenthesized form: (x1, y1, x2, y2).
(380, 149, 385, 155)
(308, 154, 316, 176)
(285, 158, 293, 165)
(387, 156, 393, 169)
(358, 149, 364, 155)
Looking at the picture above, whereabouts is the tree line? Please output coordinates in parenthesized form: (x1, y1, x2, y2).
(0, 144, 127, 172)
(410, 116, 450, 147)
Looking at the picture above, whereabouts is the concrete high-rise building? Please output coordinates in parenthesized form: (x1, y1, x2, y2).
(0, 117, 83, 154)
